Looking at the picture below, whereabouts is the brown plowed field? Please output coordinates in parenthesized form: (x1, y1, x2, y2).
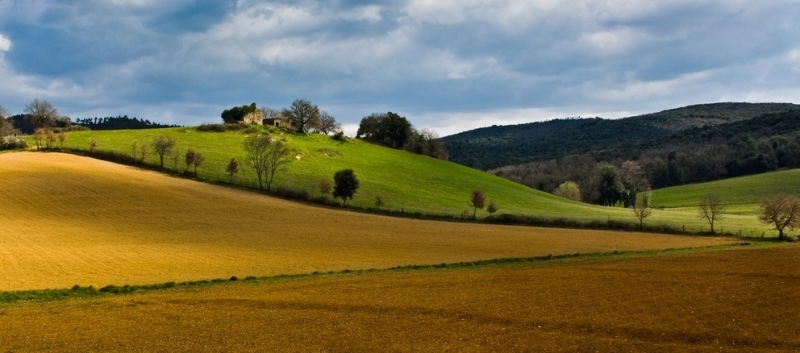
(0, 152, 731, 290)
(2, 245, 799, 352)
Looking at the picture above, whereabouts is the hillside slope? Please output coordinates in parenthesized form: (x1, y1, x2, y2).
(651, 168, 800, 209)
(0, 152, 733, 290)
(58, 127, 630, 220)
(443, 102, 800, 170)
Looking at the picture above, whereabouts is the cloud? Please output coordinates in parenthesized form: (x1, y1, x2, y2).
(0, 33, 10, 51)
(0, 0, 797, 135)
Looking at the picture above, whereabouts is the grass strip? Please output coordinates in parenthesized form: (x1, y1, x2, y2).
(0, 241, 762, 305)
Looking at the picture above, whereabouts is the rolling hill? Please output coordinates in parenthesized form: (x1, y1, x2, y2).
(37, 125, 769, 234)
(650, 168, 800, 213)
(442, 102, 800, 170)
(0, 152, 733, 291)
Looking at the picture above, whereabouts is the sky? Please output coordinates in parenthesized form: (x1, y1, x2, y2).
(1, 0, 799, 137)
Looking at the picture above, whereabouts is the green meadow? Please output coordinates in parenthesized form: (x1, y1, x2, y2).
(45, 126, 774, 235)
(650, 169, 800, 209)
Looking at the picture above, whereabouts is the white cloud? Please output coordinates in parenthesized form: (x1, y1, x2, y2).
(0, 33, 10, 51)
(340, 5, 382, 23)
(580, 27, 649, 55)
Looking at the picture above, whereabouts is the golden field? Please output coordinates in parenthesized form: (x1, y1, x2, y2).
(1, 245, 798, 352)
(0, 152, 732, 291)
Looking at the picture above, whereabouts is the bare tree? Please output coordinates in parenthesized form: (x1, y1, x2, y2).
(243, 135, 271, 191)
(0, 105, 10, 135)
(374, 195, 384, 209)
(317, 111, 341, 135)
(45, 129, 56, 149)
(699, 193, 726, 234)
(243, 135, 292, 191)
(33, 128, 45, 149)
(90, 140, 98, 154)
(470, 189, 486, 219)
(758, 194, 800, 240)
(151, 136, 176, 169)
(137, 144, 149, 163)
(226, 158, 239, 183)
(185, 149, 196, 174)
(25, 99, 59, 129)
(260, 107, 280, 120)
(632, 193, 652, 230)
(57, 130, 68, 148)
(193, 152, 205, 176)
(263, 141, 292, 192)
(286, 99, 320, 133)
(132, 141, 138, 160)
(318, 178, 332, 196)
(169, 149, 181, 171)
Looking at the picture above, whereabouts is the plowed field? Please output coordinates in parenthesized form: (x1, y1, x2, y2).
(0, 152, 734, 291)
(2, 245, 798, 352)
(0, 153, 732, 291)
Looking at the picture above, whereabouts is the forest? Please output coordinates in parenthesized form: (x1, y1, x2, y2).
(488, 109, 800, 205)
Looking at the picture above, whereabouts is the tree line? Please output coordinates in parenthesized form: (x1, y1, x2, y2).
(493, 110, 800, 205)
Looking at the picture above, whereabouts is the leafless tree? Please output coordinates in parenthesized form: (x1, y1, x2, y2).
(151, 136, 176, 169)
(263, 140, 292, 192)
(632, 193, 652, 230)
(260, 107, 281, 120)
(185, 149, 196, 174)
(470, 189, 486, 219)
(318, 178, 332, 196)
(286, 99, 320, 133)
(169, 149, 181, 171)
(193, 152, 205, 176)
(45, 129, 56, 149)
(138, 143, 150, 163)
(243, 135, 292, 191)
(33, 128, 45, 149)
(317, 111, 341, 135)
(25, 99, 59, 129)
(374, 195, 384, 209)
(226, 158, 239, 183)
(243, 135, 271, 190)
(90, 140, 98, 154)
(699, 193, 726, 234)
(57, 130, 68, 148)
(0, 105, 10, 135)
(758, 194, 800, 240)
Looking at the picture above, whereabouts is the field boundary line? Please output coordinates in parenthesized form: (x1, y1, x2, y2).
(0, 241, 766, 306)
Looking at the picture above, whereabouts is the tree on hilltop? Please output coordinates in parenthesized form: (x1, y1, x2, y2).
(25, 99, 59, 129)
(286, 99, 320, 133)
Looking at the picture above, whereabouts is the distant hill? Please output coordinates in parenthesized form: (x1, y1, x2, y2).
(442, 103, 800, 170)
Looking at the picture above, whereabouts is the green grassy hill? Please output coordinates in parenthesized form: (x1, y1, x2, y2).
(43, 126, 769, 234)
(650, 169, 800, 215)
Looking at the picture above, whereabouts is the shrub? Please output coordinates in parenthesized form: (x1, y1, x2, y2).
(332, 131, 346, 142)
